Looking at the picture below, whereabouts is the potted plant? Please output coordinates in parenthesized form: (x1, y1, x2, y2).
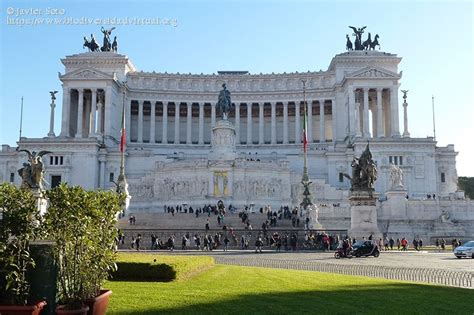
(44, 185, 122, 315)
(0, 183, 47, 315)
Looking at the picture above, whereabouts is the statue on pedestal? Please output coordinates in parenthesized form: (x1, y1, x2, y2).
(343, 142, 377, 192)
(217, 83, 233, 120)
(389, 164, 404, 190)
(17, 149, 52, 190)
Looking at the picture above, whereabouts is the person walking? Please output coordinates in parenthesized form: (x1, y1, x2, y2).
(223, 235, 230, 251)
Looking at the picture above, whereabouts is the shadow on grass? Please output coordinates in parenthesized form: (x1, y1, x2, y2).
(110, 282, 474, 315)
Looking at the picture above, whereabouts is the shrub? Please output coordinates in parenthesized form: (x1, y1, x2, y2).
(43, 184, 123, 309)
(0, 183, 41, 305)
(111, 254, 214, 282)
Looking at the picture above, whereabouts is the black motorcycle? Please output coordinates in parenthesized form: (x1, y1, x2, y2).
(350, 240, 380, 258)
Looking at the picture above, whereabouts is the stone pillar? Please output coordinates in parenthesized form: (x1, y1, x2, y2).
(98, 154, 106, 189)
(96, 99, 103, 136)
(390, 86, 401, 137)
(295, 101, 301, 143)
(186, 102, 192, 144)
(198, 102, 204, 145)
(363, 88, 371, 138)
(137, 100, 144, 143)
(403, 99, 410, 137)
(376, 89, 383, 138)
(211, 103, 216, 127)
(355, 102, 362, 138)
(247, 102, 252, 144)
(162, 102, 168, 144)
(174, 102, 180, 144)
(259, 102, 264, 144)
(349, 87, 355, 136)
(125, 96, 131, 142)
(89, 89, 97, 137)
(104, 86, 112, 137)
(75, 89, 84, 138)
(235, 103, 240, 144)
(150, 101, 156, 143)
(307, 100, 313, 143)
(283, 101, 289, 144)
(48, 97, 56, 137)
(319, 99, 325, 143)
(60, 87, 70, 137)
(271, 101, 276, 144)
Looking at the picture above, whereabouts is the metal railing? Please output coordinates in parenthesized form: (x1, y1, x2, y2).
(214, 257, 474, 289)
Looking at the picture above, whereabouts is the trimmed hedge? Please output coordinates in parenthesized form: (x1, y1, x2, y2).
(111, 254, 214, 282)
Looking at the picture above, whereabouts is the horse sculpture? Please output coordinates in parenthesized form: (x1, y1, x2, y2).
(83, 35, 99, 52)
(363, 32, 372, 50)
(342, 143, 377, 192)
(346, 34, 353, 51)
(369, 34, 380, 50)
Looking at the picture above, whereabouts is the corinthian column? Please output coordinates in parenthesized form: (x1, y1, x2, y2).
(247, 102, 253, 144)
(198, 102, 204, 145)
(150, 101, 156, 143)
(60, 86, 70, 137)
(76, 89, 84, 138)
(283, 101, 288, 144)
(211, 103, 216, 127)
(319, 99, 325, 143)
(307, 100, 313, 143)
(258, 103, 264, 144)
(295, 101, 301, 143)
(89, 88, 97, 137)
(137, 100, 144, 143)
(186, 102, 192, 144)
(235, 103, 240, 144)
(270, 101, 276, 144)
(403, 97, 410, 137)
(390, 86, 401, 137)
(174, 102, 180, 144)
(48, 95, 56, 137)
(162, 102, 168, 144)
(376, 89, 383, 138)
(363, 88, 371, 138)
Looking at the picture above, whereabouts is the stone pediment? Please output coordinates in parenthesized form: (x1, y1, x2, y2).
(347, 67, 401, 79)
(59, 67, 114, 81)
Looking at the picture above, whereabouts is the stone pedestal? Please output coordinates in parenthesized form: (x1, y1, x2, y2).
(209, 119, 236, 161)
(349, 191, 381, 239)
(385, 189, 408, 219)
(32, 189, 48, 216)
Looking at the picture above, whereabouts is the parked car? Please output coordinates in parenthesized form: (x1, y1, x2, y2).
(454, 240, 474, 259)
(350, 240, 380, 258)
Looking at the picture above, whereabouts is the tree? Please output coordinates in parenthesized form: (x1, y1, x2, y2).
(458, 177, 474, 199)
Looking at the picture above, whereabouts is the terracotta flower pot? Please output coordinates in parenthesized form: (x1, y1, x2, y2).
(56, 305, 89, 315)
(0, 301, 47, 315)
(84, 290, 112, 315)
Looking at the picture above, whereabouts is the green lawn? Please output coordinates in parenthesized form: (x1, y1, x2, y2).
(106, 261, 473, 315)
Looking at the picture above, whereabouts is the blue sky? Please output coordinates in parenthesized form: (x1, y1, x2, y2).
(1, 0, 473, 175)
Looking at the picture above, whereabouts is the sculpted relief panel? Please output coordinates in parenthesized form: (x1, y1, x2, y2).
(233, 178, 283, 199)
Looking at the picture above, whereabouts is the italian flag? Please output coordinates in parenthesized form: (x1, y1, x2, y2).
(120, 102, 126, 153)
(302, 101, 308, 152)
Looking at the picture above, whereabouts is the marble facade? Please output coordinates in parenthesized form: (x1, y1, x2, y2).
(1, 46, 473, 241)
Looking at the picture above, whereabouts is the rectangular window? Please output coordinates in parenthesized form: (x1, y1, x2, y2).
(394, 156, 398, 165)
(10, 172, 14, 183)
(60, 156, 64, 165)
(399, 156, 403, 165)
(389, 156, 393, 164)
(51, 175, 61, 188)
(339, 172, 344, 183)
(109, 172, 114, 182)
(441, 172, 445, 183)
(50, 156, 54, 165)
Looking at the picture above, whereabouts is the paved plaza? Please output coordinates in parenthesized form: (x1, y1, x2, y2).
(121, 250, 474, 273)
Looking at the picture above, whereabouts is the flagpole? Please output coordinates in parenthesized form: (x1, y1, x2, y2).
(117, 80, 130, 216)
(301, 80, 312, 212)
(19, 96, 24, 142)
(432, 95, 436, 142)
